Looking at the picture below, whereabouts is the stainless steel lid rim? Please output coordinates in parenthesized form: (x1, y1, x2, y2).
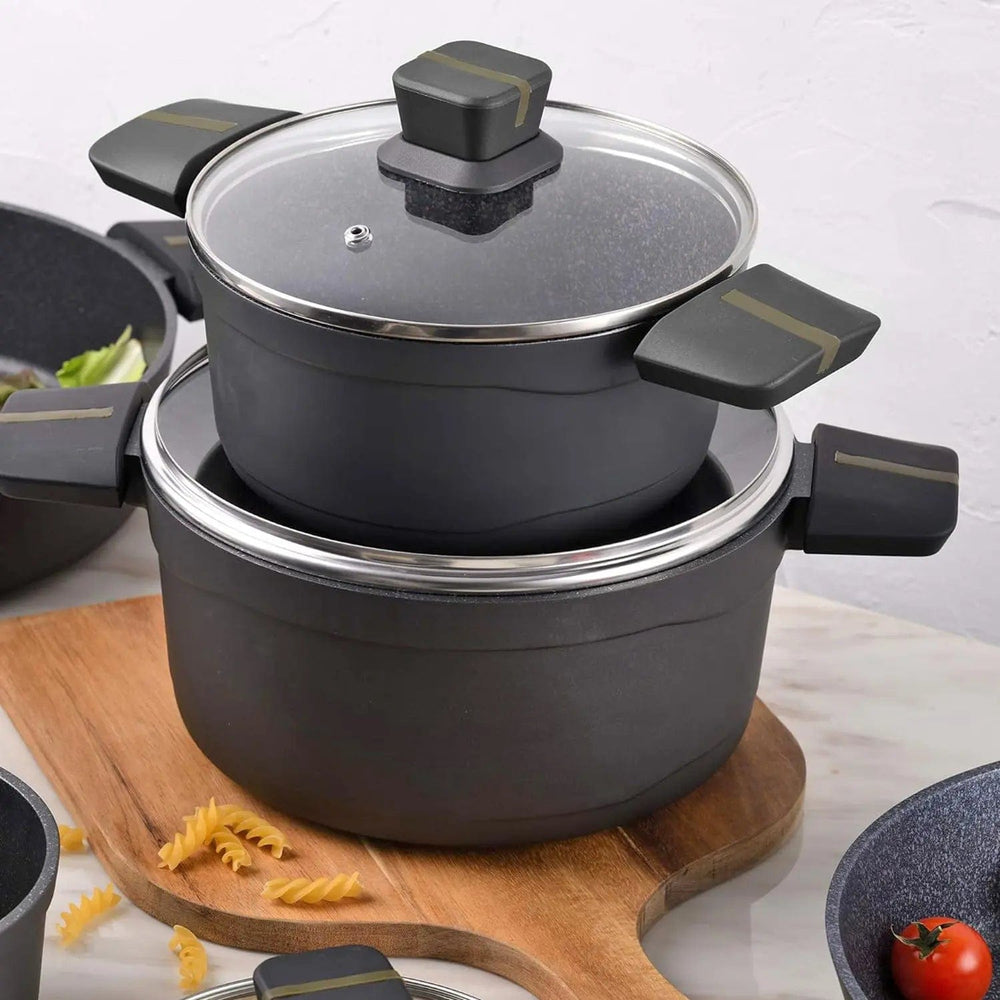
(186, 100, 758, 343)
(197, 265, 665, 391)
(188, 977, 481, 1000)
(142, 351, 795, 596)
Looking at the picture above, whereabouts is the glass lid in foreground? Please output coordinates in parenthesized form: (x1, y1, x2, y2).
(144, 350, 793, 594)
(187, 44, 756, 341)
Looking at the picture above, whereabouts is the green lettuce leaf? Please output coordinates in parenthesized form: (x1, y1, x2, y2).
(56, 325, 146, 388)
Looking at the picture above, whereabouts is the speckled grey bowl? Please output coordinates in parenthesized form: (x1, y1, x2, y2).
(827, 761, 1000, 1000)
(0, 768, 59, 1000)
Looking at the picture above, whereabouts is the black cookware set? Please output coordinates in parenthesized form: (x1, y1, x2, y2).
(0, 39, 958, 846)
(0, 40, 961, 998)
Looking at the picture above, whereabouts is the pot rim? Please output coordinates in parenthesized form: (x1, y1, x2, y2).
(141, 350, 795, 595)
(0, 767, 59, 938)
(185, 99, 758, 343)
(188, 976, 481, 1000)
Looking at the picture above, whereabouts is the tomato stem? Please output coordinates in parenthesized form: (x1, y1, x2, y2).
(892, 921, 957, 960)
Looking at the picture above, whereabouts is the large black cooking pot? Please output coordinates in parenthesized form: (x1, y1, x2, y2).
(0, 204, 198, 592)
(87, 40, 882, 555)
(0, 349, 958, 845)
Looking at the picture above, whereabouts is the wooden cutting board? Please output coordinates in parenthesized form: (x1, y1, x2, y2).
(0, 596, 804, 1000)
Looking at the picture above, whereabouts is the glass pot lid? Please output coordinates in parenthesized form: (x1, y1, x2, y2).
(187, 100, 757, 342)
(186, 976, 482, 1000)
(142, 349, 794, 594)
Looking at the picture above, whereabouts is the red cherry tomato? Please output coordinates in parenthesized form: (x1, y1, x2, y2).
(891, 916, 993, 1000)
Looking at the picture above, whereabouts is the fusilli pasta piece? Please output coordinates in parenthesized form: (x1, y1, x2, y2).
(158, 798, 223, 870)
(261, 873, 363, 904)
(210, 828, 252, 872)
(57, 884, 121, 945)
(217, 805, 290, 858)
(169, 924, 208, 990)
(58, 824, 87, 853)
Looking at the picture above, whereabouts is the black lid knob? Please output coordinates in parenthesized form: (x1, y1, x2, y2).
(392, 40, 552, 161)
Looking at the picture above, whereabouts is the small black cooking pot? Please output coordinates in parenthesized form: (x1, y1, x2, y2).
(0, 350, 959, 845)
(0, 768, 59, 1000)
(87, 40, 883, 555)
(0, 203, 199, 592)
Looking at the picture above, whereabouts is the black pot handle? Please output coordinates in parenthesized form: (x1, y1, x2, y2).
(634, 265, 881, 409)
(90, 100, 298, 217)
(107, 219, 203, 321)
(0, 383, 147, 508)
(798, 424, 958, 556)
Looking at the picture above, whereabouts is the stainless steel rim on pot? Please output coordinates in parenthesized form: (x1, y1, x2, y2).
(141, 351, 796, 594)
(189, 978, 480, 1000)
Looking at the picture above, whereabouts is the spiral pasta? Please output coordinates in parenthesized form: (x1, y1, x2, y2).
(218, 805, 290, 858)
(159, 798, 223, 870)
(261, 873, 363, 904)
(169, 924, 208, 990)
(57, 884, 121, 945)
(210, 828, 252, 872)
(58, 824, 87, 853)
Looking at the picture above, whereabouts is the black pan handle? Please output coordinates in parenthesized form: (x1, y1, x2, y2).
(90, 100, 298, 217)
(107, 220, 203, 321)
(634, 264, 881, 409)
(0, 383, 147, 508)
(798, 424, 959, 556)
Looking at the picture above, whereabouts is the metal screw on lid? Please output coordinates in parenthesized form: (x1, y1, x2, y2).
(344, 224, 373, 250)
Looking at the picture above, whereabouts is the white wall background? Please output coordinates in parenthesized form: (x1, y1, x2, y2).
(1, 0, 997, 641)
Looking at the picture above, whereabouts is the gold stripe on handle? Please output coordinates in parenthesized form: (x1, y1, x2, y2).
(260, 969, 403, 998)
(420, 49, 532, 126)
(721, 289, 841, 374)
(0, 407, 114, 424)
(163, 234, 189, 246)
(141, 110, 237, 132)
(833, 451, 959, 485)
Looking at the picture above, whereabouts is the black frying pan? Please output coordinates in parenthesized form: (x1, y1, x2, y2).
(0, 203, 199, 593)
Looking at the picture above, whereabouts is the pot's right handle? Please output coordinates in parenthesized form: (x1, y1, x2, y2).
(799, 424, 959, 556)
(0, 383, 146, 508)
(635, 265, 881, 409)
(90, 100, 298, 216)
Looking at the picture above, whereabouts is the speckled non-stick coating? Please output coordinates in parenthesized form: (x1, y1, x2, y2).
(827, 761, 1000, 1000)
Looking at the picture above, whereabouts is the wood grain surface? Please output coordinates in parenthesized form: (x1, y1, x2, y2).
(0, 596, 805, 999)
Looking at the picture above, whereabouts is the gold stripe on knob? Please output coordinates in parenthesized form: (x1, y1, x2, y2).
(419, 49, 533, 126)
(260, 969, 404, 998)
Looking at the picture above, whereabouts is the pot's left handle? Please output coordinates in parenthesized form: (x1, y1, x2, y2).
(635, 265, 881, 408)
(0, 383, 147, 508)
(90, 100, 298, 216)
(107, 219, 203, 321)
(796, 424, 959, 556)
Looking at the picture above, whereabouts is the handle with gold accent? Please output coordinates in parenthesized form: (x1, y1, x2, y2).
(254, 945, 411, 1000)
(90, 100, 298, 217)
(634, 264, 881, 409)
(0, 382, 148, 508)
(799, 424, 959, 556)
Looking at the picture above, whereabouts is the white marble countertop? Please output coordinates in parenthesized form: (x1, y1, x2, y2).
(2, 361, 997, 999)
